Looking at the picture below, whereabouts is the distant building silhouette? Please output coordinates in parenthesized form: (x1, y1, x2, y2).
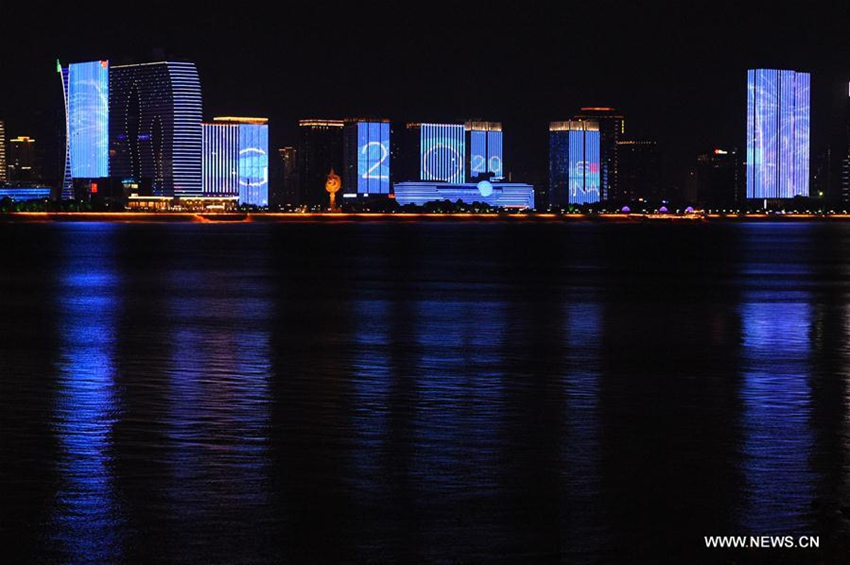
(276, 147, 298, 207)
(695, 148, 742, 208)
(617, 140, 662, 202)
(8, 136, 37, 182)
(297, 119, 343, 207)
(830, 81, 850, 204)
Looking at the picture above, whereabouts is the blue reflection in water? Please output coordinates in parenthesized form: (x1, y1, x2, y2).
(349, 298, 393, 506)
(51, 225, 123, 561)
(739, 298, 816, 534)
(561, 300, 605, 552)
(161, 266, 272, 556)
(411, 299, 506, 500)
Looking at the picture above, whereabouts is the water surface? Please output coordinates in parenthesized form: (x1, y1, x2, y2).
(1, 221, 849, 562)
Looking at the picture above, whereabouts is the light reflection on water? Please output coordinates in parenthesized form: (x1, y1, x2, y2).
(1, 221, 849, 562)
(51, 226, 124, 561)
(739, 299, 816, 533)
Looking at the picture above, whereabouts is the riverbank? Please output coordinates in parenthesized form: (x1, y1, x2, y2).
(4, 211, 850, 223)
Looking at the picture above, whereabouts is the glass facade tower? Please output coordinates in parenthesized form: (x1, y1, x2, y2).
(549, 120, 601, 206)
(202, 117, 269, 206)
(746, 69, 811, 199)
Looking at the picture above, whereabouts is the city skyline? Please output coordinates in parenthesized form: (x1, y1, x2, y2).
(2, 2, 847, 195)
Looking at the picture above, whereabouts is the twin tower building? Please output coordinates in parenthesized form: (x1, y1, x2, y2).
(59, 59, 268, 206)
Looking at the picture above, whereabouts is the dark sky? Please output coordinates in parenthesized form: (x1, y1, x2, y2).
(1, 1, 848, 187)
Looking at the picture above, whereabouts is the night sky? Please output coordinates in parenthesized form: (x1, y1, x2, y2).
(2, 1, 848, 188)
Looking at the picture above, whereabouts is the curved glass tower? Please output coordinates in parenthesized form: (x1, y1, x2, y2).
(59, 60, 110, 199)
(109, 62, 202, 196)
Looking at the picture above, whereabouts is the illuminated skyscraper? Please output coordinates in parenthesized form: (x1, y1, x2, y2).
(297, 119, 344, 206)
(572, 107, 624, 200)
(343, 119, 391, 195)
(465, 121, 503, 181)
(0, 121, 6, 184)
(746, 69, 810, 199)
(59, 60, 110, 199)
(202, 117, 269, 206)
(549, 121, 601, 207)
(109, 61, 203, 196)
(399, 123, 466, 183)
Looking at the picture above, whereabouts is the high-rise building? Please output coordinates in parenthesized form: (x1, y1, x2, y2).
(276, 147, 298, 207)
(694, 148, 744, 209)
(549, 120, 601, 207)
(297, 119, 344, 207)
(830, 81, 850, 204)
(617, 140, 662, 202)
(842, 85, 850, 203)
(59, 60, 110, 199)
(0, 121, 6, 184)
(8, 136, 37, 182)
(400, 123, 466, 184)
(572, 107, 624, 200)
(202, 117, 269, 206)
(465, 121, 503, 181)
(746, 69, 810, 200)
(109, 61, 203, 196)
(342, 119, 391, 196)
(695, 148, 742, 208)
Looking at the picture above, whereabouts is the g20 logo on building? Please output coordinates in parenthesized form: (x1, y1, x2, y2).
(357, 122, 391, 194)
(421, 124, 465, 183)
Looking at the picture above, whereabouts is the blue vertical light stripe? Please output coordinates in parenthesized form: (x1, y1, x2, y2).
(487, 131, 503, 178)
(793, 72, 811, 198)
(586, 130, 601, 203)
(746, 70, 755, 199)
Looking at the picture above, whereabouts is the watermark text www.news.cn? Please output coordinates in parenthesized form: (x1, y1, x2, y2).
(704, 535, 820, 549)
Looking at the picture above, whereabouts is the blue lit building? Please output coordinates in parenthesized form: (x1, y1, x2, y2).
(202, 117, 269, 206)
(746, 69, 811, 200)
(466, 121, 503, 181)
(109, 61, 203, 196)
(412, 123, 466, 183)
(0, 186, 53, 201)
(0, 120, 6, 184)
(549, 120, 601, 207)
(59, 60, 110, 199)
(393, 180, 534, 209)
(343, 119, 391, 195)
